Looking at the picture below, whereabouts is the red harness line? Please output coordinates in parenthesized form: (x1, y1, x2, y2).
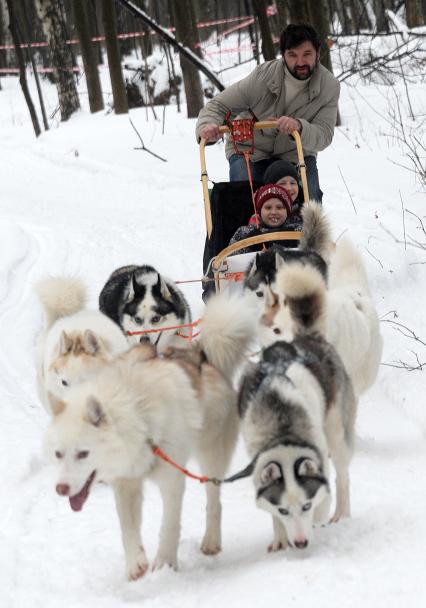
(127, 318, 201, 340)
(149, 441, 216, 484)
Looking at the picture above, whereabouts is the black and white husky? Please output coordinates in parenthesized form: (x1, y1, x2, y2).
(238, 260, 357, 552)
(244, 201, 331, 300)
(99, 264, 191, 352)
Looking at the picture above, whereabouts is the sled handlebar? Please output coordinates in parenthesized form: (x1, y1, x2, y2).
(199, 122, 309, 238)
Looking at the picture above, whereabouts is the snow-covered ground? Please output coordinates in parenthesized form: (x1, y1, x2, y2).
(1, 39, 426, 608)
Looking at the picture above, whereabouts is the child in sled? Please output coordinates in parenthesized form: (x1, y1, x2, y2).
(229, 160, 303, 254)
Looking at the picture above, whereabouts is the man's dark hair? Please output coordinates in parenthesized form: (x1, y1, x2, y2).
(279, 24, 321, 54)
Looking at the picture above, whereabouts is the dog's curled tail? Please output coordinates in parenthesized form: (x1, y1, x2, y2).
(299, 201, 333, 262)
(35, 277, 87, 329)
(199, 292, 256, 382)
(276, 262, 327, 336)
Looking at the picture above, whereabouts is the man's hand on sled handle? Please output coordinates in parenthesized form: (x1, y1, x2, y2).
(275, 115, 302, 135)
(200, 123, 222, 142)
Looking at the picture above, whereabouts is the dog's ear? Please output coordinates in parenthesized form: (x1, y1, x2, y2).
(246, 254, 259, 279)
(82, 330, 101, 355)
(47, 392, 66, 416)
(86, 397, 107, 427)
(59, 331, 73, 356)
(275, 252, 285, 271)
(158, 274, 171, 300)
(260, 461, 282, 486)
(297, 457, 319, 478)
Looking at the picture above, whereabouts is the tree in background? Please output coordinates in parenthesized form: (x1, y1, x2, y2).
(5, 0, 41, 134)
(170, 0, 204, 118)
(102, 0, 128, 114)
(252, 0, 275, 60)
(406, 0, 423, 26)
(287, 0, 310, 23)
(35, 0, 80, 121)
(275, 0, 288, 31)
(306, 0, 333, 73)
(72, 0, 104, 113)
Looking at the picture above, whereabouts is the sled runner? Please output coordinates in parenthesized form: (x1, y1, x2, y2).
(200, 121, 309, 296)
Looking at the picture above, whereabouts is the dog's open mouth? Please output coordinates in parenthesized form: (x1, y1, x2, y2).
(69, 471, 96, 512)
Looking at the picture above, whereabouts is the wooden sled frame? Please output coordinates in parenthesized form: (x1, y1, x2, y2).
(199, 121, 310, 291)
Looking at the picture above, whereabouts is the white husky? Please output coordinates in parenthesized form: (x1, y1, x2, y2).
(260, 237, 383, 398)
(35, 277, 129, 413)
(44, 293, 256, 581)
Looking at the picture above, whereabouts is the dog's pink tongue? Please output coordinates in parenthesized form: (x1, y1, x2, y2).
(68, 472, 95, 512)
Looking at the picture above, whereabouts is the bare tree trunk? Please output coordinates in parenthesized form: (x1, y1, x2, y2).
(348, 0, 361, 32)
(5, 0, 41, 136)
(275, 0, 288, 30)
(306, 1, 333, 71)
(420, 0, 426, 23)
(18, 0, 49, 130)
(287, 0, 310, 23)
(72, 0, 104, 112)
(405, 0, 422, 26)
(243, 0, 259, 64)
(35, 0, 80, 121)
(252, 0, 275, 60)
(306, 0, 341, 125)
(373, 0, 389, 31)
(89, 0, 103, 64)
(102, 0, 128, 114)
(0, 0, 7, 78)
(170, 0, 204, 118)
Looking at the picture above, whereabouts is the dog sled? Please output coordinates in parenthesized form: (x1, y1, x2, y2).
(200, 120, 310, 297)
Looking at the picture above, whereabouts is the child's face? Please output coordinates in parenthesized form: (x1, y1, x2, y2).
(260, 198, 288, 227)
(276, 176, 299, 201)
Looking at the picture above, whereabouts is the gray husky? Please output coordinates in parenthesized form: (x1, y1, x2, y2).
(238, 260, 357, 552)
(99, 264, 191, 352)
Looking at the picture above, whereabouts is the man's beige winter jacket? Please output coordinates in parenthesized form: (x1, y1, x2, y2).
(196, 59, 340, 164)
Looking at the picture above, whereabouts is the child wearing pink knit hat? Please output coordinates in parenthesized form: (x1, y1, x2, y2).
(229, 183, 302, 254)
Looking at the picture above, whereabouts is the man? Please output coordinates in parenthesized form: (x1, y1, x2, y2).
(196, 24, 340, 203)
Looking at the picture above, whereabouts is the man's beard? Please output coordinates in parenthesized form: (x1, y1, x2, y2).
(285, 60, 316, 80)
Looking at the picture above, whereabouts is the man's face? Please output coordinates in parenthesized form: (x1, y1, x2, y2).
(283, 41, 318, 80)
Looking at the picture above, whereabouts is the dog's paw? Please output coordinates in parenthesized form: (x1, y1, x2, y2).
(267, 539, 288, 553)
(126, 549, 149, 581)
(201, 530, 222, 555)
(329, 509, 350, 524)
(200, 538, 221, 556)
(152, 554, 178, 572)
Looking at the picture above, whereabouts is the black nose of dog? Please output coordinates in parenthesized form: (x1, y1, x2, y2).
(294, 540, 308, 549)
(139, 336, 150, 344)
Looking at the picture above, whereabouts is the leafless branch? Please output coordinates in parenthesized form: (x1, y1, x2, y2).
(365, 247, 383, 268)
(129, 118, 167, 162)
(337, 166, 357, 214)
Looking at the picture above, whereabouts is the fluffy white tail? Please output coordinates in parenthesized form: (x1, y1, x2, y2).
(299, 201, 333, 262)
(329, 237, 371, 296)
(199, 292, 257, 382)
(35, 277, 87, 329)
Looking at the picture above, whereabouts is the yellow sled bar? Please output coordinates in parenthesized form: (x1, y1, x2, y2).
(199, 121, 310, 238)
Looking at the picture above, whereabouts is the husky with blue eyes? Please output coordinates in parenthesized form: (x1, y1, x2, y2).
(238, 295, 357, 551)
(99, 264, 191, 352)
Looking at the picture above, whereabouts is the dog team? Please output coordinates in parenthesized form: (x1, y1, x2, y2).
(35, 202, 383, 582)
